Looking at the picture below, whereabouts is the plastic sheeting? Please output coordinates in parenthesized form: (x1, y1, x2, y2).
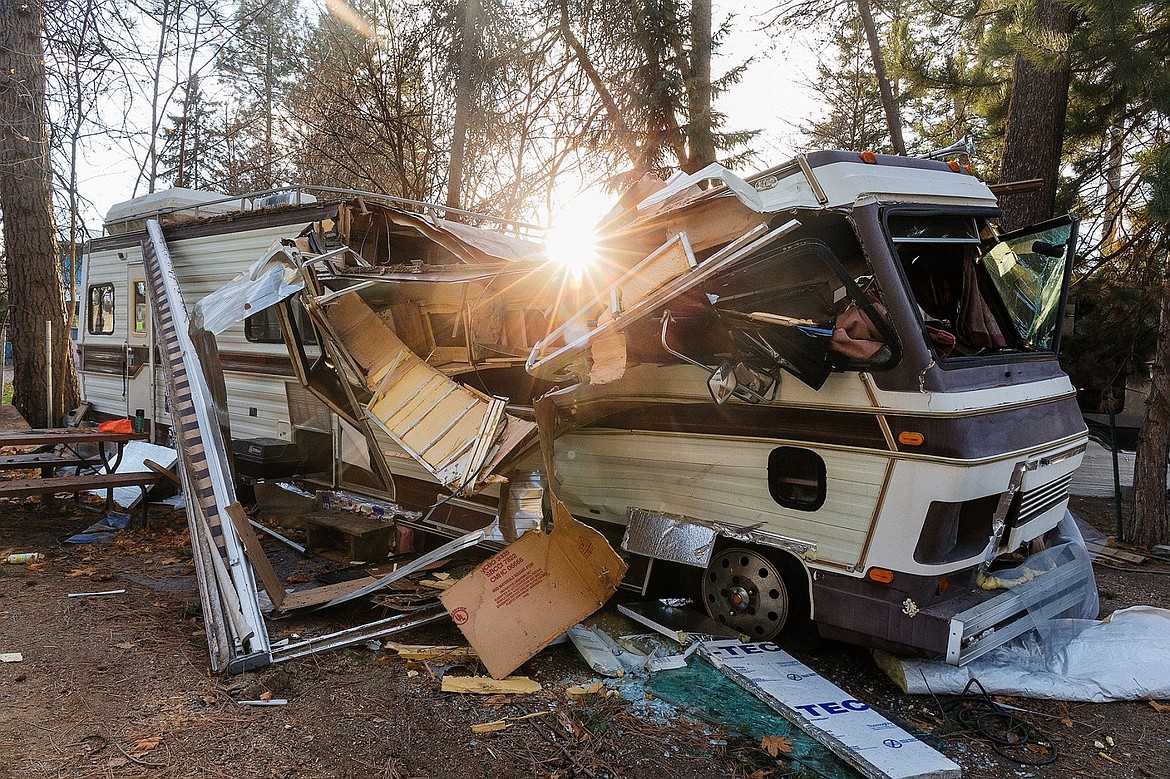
(981, 510, 1099, 629)
(880, 606, 1170, 702)
(87, 440, 178, 509)
(877, 514, 1170, 702)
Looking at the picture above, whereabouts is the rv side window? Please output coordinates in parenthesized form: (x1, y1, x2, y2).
(132, 280, 148, 336)
(767, 447, 826, 511)
(87, 283, 115, 335)
(245, 300, 318, 346)
(245, 308, 283, 343)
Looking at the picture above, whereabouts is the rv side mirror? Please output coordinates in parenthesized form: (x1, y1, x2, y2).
(708, 362, 738, 404)
(1031, 240, 1066, 258)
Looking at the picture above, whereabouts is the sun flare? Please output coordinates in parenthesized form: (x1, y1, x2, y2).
(543, 188, 612, 282)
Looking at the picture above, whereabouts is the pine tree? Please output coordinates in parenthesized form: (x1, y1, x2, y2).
(0, 0, 79, 426)
(217, 0, 304, 191)
(159, 75, 224, 190)
(559, 0, 757, 182)
(800, 16, 890, 152)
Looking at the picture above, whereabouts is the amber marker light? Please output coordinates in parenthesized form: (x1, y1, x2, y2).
(897, 431, 925, 446)
(867, 568, 894, 584)
(947, 160, 962, 172)
(937, 577, 951, 595)
(859, 150, 878, 164)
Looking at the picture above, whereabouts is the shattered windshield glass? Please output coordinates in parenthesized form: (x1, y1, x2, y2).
(980, 222, 1074, 350)
(888, 214, 1075, 358)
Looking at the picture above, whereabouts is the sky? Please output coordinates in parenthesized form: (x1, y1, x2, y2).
(69, 0, 825, 235)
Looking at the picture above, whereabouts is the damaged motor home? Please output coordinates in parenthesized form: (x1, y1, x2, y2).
(79, 151, 1091, 670)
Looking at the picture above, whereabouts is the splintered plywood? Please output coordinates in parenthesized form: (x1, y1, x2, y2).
(323, 293, 534, 494)
(324, 293, 400, 382)
(613, 236, 694, 311)
(529, 233, 695, 381)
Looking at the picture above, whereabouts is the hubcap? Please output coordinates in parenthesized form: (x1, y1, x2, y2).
(702, 547, 790, 640)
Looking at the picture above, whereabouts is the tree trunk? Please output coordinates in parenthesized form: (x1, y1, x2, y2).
(446, 0, 479, 212)
(1127, 274, 1170, 546)
(998, 0, 1074, 231)
(855, 0, 905, 155)
(558, 0, 635, 161)
(685, 0, 715, 172)
(0, 0, 80, 428)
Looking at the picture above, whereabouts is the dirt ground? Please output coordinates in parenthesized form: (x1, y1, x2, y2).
(1, 494, 1168, 779)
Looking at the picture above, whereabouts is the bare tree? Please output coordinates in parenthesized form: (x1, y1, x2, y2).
(446, 0, 480, 210)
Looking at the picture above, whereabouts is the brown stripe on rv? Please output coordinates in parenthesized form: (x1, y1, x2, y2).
(885, 395, 1086, 459)
(588, 404, 890, 450)
(77, 344, 149, 378)
(217, 351, 296, 377)
(588, 396, 1085, 460)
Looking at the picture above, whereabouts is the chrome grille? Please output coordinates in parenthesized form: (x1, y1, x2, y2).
(1017, 473, 1073, 525)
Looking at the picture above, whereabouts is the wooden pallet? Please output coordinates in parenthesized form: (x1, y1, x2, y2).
(1087, 539, 1149, 565)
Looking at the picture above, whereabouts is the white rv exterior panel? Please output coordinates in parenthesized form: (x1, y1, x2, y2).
(553, 430, 888, 566)
(862, 439, 1085, 577)
(82, 222, 314, 440)
(77, 244, 144, 420)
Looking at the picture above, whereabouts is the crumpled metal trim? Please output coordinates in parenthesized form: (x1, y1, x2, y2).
(623, 507, 818, 566)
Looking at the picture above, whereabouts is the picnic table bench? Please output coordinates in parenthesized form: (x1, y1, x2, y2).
(0, 452, 89, 471)
(0, 427, 162, 517)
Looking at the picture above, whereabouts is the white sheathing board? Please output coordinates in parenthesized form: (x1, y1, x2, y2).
(704, 641, 961, 779)
(87, 440, 178, 508)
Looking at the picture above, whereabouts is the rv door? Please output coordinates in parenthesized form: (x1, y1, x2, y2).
(125, 266, 152, 432)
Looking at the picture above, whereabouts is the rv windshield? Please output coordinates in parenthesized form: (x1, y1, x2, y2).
(888, 214, 1075, 358)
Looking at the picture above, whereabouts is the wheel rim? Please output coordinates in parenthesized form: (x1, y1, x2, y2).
(702, 547, 789, 640)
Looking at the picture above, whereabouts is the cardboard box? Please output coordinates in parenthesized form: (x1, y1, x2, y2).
(441, 496, 627, 679)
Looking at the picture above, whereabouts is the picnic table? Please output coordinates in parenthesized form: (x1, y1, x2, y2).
(0, 427, 162, 516)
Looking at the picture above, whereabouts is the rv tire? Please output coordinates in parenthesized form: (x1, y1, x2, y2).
(701, 545, 816, 645)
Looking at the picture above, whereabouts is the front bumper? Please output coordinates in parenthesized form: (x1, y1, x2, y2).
(814, 512, 1097, 665)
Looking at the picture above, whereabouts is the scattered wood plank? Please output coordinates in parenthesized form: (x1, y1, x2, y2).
(226, 503, 286, 609)
(383, 642, 477, 661)
(143, 459, 181, 486)
(441, 676, 541, 695)
(1087, 540, 1148, 565)
(470, 711, 549, 733)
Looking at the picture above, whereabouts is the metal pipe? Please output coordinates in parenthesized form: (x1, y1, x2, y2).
(271, 608, 447, 663)
(248, 519, 306, 555)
